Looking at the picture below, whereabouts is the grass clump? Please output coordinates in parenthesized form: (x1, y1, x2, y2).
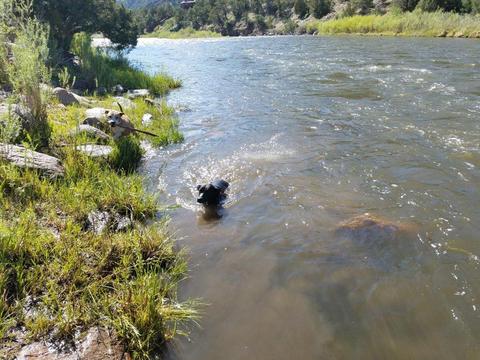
(307, 11, 480, 37)
(70, 32, 181, 95)
(0, 146, 197, 359)
(109, 137, 144, 174)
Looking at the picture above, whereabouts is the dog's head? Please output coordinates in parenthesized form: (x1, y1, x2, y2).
(197, 180, 229, 206)
(105, 110, 124, 128)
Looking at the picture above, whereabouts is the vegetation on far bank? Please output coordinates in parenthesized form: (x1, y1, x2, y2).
(307, 11, 480, 37)
(130, 0, 480, 37)
(0, 0, 195, 359)
(143, 20, 221, 39)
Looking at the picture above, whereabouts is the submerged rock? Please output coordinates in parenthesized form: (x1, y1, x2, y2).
(76, 144, 113, 158)
(53, 87, 90, 106)
(334, 213, 411, 244)
(0, 143, 64, 177)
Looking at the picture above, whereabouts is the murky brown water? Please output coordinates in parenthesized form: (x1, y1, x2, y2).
(129, 36, 480, 359)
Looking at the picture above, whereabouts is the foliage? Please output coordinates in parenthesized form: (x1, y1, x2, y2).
(308, 0, 332, 18)
(295, 0, 309, 18)
(0, 0, 51, 147)
(109, 137, 144, 173)
(416, 0, 463, 11)
(307, 10, 480, 36)
(70, 33, 181, 95)
(0, 90, 192, 358)
(145, 24, 221, 38)
(392, 0, 420, 11)
(32, 0, 139, 51)
(0, 155, 197, 358)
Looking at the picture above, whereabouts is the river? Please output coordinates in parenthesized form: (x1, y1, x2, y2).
(128, 36, 480, 360)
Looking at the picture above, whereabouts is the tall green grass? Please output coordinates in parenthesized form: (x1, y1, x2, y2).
(0, 141, 196, 359)
(307, 11, 480, 37)
(0, 0, 51, 147)
(71, 33, 181, 95)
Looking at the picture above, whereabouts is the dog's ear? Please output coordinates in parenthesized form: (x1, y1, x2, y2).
(118, 112, 124, 117)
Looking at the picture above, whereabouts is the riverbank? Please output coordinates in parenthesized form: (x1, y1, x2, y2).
(144, 26, 221, 39)
(0, 32, 196, 359)
(306, 12, 480, 38)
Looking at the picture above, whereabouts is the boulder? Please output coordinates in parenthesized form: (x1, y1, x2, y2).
(0, 143, 64, 178)
(53, 87, 90, 106)
(113, 213, 133, 232)
(86, 211, 111, 234)
(142, 113, 153, 126)
(82, 117, 108, 131)
(71, 78, 95, 93)
(16, 327, 128, 360)
(72, 125, 110, 141)
(127, 89, 149, 99)
(76, 144, 113, 158)
(86, 107, 108, 119)
(96, 86, 107, 96)
(111, 84, 125, 96)
(113, 97, 135, 110)
(86, 210, 133, 233)
(11, 103, 35, 127)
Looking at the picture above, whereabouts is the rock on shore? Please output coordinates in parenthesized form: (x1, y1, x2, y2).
(0, 143, 64, 177)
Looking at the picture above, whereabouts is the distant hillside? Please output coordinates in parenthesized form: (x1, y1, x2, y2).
(118, 0, 173, 8)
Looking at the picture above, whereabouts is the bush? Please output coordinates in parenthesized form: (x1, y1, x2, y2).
(70, 33, 181, 95)
(295, 0, 309, 17)
(109, 137, 144, 174)
(416, 0, 462, 11)
(0, 0, 51, 148)
(308, 0, 332, 18)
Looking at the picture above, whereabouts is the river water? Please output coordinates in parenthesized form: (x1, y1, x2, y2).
(128, 36, 480, 359)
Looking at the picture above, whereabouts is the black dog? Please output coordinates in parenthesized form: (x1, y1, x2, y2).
(197, 180, 229, 207)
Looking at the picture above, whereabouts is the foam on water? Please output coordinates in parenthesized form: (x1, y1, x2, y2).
(170, 134, 295, 211)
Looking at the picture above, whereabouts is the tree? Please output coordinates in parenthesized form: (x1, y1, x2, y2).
(416, 0, 461, 11)
(308, 0, 331, 18)
(294, 0, 309, 17)
(32, 0, 139, 51)
(392, 0, 419, 11)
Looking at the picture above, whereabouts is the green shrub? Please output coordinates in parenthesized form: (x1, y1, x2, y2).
(0, 0, 51, 147)
(308, 0, 332, 18)
(70, 33, 181, 95)
(109, 137, 144, 174)
(295, 0, 309, 18)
